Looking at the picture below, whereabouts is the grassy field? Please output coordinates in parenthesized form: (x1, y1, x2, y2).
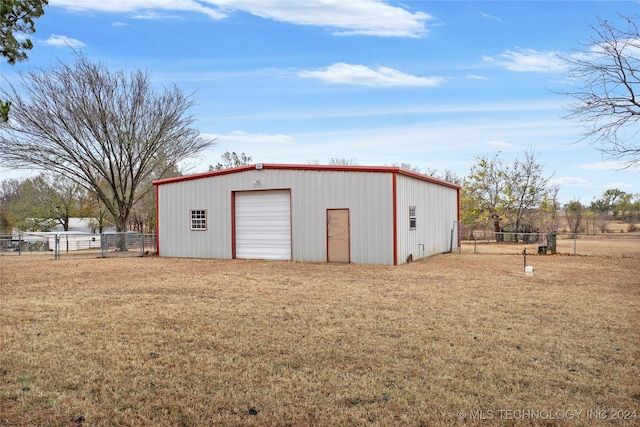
(1, 242, 639, 426)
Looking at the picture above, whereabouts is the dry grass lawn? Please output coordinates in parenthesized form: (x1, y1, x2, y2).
(1, 241, 639, 426)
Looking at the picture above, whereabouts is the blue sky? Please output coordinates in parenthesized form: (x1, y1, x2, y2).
(2, 0, 639, 204)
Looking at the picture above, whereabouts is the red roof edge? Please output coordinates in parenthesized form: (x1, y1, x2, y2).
(153, 163, 461, 189)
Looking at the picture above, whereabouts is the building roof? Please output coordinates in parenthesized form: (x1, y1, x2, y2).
(153, 163, 460, 190)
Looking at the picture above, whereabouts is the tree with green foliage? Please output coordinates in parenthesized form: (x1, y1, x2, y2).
(509, 150, 558, 239)
(0, 174, 93, 232)
(0, 178, 21, 232)
(0, 54, 216, 244)
(1, 0, 48, 121)
(462, 154, 513, 238)
(2, 176, 56, 232)
(617, 193, 640, 228)
(33, 173, 96, 231)
(462, 150, 557, 240)
(591, 188, 627, 232)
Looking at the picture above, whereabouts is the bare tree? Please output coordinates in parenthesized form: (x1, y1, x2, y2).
(560, 15, 640, 167)
(564, 200, 586, 234)
(440, 169, 462, 185)
(0, 54, 215, 241)
(209, 151, 252, 171)
(328, 157, 358, 166)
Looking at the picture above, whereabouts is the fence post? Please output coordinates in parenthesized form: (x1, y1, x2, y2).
(573, 233, 577, 255)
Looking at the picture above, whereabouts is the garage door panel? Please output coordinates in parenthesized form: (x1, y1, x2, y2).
(235, 190, 291, 260)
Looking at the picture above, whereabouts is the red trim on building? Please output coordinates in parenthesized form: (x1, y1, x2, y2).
(155, 184, 160, 256)
(457, 187, 461, 247)
(153, 163, 461, 190)
(152, 164, 461, 264)
(392, 172, 398, 266)
(230, 191, 236, 259)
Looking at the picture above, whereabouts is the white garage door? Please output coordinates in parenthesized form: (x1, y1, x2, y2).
(235, 190, 291, 260)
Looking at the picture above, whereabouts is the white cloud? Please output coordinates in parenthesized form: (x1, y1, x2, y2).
(483, 48, 566, 73)
(205, 130, 295, 145)
(131, 11, 185, 20)
(576, 161, 636, 171)
(50, 0, 431, 37)
(49, 0, 228, 19)
(551, 177, 592, 187)
(212, 0, 431, 37)
(45, 34, 85, 48)
(466, 73, 487, 80)
(485, 140, 513, 148)
(480, 12, 502, 22)
(299, 63, 445, 87)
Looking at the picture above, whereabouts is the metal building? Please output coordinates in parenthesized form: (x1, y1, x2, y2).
(153, 164, 460, 265)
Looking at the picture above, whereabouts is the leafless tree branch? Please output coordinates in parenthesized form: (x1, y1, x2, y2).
(558, 14, 640, 168)
(0, 53, 216, 231)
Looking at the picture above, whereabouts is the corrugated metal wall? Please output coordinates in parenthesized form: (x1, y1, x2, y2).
(395, 174, 459, 262)
(157, 168, 396, 264)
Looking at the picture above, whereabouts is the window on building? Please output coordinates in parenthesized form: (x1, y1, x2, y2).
(409, 206, 417, 229)
(190, 209, 207, 230)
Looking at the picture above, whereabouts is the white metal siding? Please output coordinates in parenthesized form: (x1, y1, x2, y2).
(396, 174, 458, 262)
(235, 190, 291, 260)
(157, 167, 454, 265)
(157, 174, 234, 258)
(288, 170, 394, 264)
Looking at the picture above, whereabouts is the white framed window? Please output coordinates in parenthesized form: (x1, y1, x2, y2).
(190, 209, 207, 230)
(409, 206, 417, 229)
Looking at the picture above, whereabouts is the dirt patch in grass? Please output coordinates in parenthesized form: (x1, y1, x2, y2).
(1, 242, 639, 426)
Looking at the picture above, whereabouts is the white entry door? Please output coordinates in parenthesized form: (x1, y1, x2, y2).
(235, 190, 291, 260)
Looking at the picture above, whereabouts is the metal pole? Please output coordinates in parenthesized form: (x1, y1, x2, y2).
(449, 228, 454, 253)
(523, 248, 527, 271)
(573, 233, 577, 255)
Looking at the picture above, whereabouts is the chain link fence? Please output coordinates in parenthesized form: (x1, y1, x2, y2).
(0, 232, 156, 260)
(464, 231, 640, 256)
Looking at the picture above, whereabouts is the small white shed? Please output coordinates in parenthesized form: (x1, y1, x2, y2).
(153, 164, 459, 265)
